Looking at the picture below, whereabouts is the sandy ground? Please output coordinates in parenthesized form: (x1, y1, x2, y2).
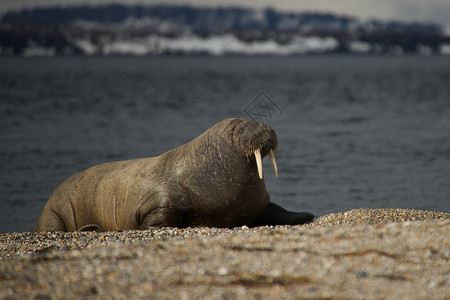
(0, 208, 449, 299)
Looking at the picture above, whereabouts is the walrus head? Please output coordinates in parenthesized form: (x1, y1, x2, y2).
(231, 119, 279, 180)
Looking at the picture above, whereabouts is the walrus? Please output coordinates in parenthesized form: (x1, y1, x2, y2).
(34, 118, 313, 232)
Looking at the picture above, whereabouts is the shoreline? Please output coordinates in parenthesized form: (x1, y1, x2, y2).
(1, 208, 449, 299)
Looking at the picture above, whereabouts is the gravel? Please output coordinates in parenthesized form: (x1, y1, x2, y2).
(0, 208, 449, 299)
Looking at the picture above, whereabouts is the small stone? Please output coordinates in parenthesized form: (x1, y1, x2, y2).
(218, 267, 228, 276)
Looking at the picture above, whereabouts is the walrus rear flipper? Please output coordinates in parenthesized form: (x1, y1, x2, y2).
(248, 202, 314, 227)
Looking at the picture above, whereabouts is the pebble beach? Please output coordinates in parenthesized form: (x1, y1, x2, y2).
(1, 208, 449, 299)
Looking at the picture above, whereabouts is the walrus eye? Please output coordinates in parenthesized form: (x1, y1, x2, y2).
(254, 148, 278, 179)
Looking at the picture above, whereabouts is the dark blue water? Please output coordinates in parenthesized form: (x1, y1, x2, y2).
(1, 56, 450, 233)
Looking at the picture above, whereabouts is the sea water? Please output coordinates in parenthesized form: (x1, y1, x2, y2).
(1, 55, 449, 232)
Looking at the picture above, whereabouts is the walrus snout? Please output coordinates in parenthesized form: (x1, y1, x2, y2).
(235, 120, 278, 153)
(235, 119, 278, 179)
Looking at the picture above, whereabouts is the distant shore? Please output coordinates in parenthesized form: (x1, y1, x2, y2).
(1, 208, 449, 299)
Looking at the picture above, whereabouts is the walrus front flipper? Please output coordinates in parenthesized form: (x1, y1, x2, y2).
(138, 207, 185, 229)
(77, 224, 104, 232)
(248, 202, 314, 227)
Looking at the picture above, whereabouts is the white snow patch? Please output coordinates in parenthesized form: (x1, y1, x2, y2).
(439, 44, 450, 55)
(103, 40, 150, 56)
(73, 39, 97, 55)
(84, 34, 339, 56)
(349, 41, 371, 53)
(23, 46, 55, 57)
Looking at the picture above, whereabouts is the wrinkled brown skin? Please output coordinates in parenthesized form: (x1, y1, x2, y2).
(34, 118, 313, 232)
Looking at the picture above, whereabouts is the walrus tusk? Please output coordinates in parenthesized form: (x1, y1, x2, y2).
(255, 148, 263, 179)
(269, 149, 278, 178)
